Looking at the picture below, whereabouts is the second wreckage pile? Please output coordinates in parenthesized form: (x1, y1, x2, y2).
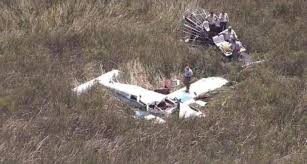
(178, 8, 261, 67)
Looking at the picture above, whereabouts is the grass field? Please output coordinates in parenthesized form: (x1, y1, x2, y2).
(0, 0, 306, 163)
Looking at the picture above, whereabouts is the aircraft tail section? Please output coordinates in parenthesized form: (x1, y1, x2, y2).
(73, 70, 119, 95)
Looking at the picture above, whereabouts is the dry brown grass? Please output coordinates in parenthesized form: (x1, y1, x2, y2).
(0, 0, 307, 163)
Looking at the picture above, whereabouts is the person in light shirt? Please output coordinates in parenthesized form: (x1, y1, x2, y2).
(220, 26, 237, 42)
(183, 65, 193, 93)
(207, 12, 218, 33)
(231, 39, 243, 54)
(219, 11, 229, 31)
(215, 15, 221, 33)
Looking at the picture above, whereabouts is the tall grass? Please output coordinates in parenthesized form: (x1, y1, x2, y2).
(0, 0, 306, 163)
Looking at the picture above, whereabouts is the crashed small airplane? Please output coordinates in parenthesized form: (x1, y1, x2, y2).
(73, 70, 228, 123)
(178, 8, 263, 67)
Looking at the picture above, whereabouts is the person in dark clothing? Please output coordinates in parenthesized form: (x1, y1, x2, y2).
(207, 12, 218, 37)
(219, 11, 229, 31)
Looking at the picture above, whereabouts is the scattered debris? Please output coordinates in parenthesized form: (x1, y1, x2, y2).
(154, 79, 180, 95)
(178, 8, 264, 67)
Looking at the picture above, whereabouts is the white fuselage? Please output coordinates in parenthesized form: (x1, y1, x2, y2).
(73, 70, 228, 122)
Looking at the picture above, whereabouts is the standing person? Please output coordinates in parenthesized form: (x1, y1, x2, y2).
(183, 65, 193, 93)
(220, 26, 237, 42)
(231, 39, 244, 60)
(207, 12, 217, 34)
(215, 15, 222, 33)
(219, 11, 229, 31)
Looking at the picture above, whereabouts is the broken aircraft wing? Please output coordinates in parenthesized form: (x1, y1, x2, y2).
(73, 70, 166, 104)
(168, 77, 228, 101)
(168, 77, 228, 118)
(73, 70, 120, 95)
